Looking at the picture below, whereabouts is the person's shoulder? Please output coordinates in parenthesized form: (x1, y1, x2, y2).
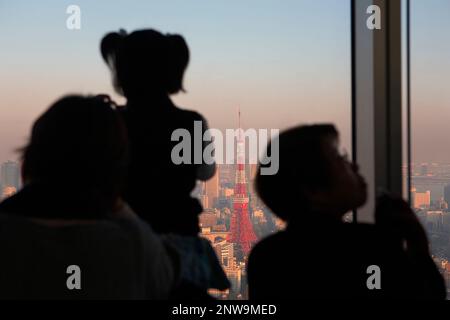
(111, 203, 154, 236)
(247, 231, 291, 299)
(249, 231, 288, 262)
(342, 222, 402, 252)
(339, 223, 383, 244)
(347, 222, 401, 239)
(341, 222, 379, 235)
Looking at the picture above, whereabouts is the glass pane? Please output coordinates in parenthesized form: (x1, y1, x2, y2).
(409, 0, 450, 297)
(0, 0, 351, 299)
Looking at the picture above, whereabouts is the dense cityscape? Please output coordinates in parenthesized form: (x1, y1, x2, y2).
(4, 158, 450, 298)
(410, 163, 450, 296)
(195, 163, 284, 299)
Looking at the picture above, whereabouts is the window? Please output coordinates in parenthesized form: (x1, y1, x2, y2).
(408, 0, 450, 296)
(0, 0, 351, 299)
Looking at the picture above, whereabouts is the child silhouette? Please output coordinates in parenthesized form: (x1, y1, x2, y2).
(101, 29, 228, 298)
(101, 29, 215, 236)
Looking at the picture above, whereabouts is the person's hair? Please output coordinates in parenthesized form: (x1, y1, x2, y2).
(100, 29, 189, 97)
(21, 95, 128, 214)
(255, 124, 339, 222)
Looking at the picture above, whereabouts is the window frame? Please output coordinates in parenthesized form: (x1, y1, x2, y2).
(351, 0, 404, 223)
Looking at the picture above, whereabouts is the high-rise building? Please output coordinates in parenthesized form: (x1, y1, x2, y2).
(205, 169, 219, 208)
(248, 163, 257, 181)
(444, 184, 450, 209)
(219, 164, 235, 186)
(420, 163, 429, 176)
(426, 211, 445, 231)
(199, 212, 218, 228)
(1, 161, 20, 199)
(199, 194, 209, 209)
(411, 188, 431, 209)
(439, 197, 449, 210)
(213, 241, 236, 268)
(1, 161, 20, 188)
(225, 265, 242, 299)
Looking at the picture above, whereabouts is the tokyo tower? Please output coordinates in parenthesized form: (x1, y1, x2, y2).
(228, 110, 257, 257)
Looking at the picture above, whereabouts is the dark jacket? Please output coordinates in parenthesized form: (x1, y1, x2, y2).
(0, 185, 177, 299)
(119, 98, 215, 236)
(248, 216, 446, 299)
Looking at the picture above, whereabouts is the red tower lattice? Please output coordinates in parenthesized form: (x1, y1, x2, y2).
(228, 110, 257, 256)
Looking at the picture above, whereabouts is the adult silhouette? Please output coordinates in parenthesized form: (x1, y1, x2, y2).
(100, 29, 215, 236)
(0, 95, 177, 299)
(248, 124, 446, 299)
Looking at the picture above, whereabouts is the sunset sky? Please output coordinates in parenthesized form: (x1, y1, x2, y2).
(0, 0, 449, 164)
(410, 0, 450, 163)
(0, 0, 351, 164)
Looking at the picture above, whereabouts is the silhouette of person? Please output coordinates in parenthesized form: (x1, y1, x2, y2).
(248, 124, 446, 299)
(100, 29, 215, 236)
(100, 29, 228, 299)
(0, 95, 178, 299)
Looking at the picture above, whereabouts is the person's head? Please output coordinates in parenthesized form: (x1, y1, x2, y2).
(100, 29, 189, 99)
(21, 95, 128, 215)
(256, 124, 367, 223)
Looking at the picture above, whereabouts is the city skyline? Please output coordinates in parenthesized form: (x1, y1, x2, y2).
(1, 0, 450, 302)
(197, 162, 279, 299)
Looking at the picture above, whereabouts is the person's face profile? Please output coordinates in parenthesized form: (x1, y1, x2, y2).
(319, 136, 368, 214)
